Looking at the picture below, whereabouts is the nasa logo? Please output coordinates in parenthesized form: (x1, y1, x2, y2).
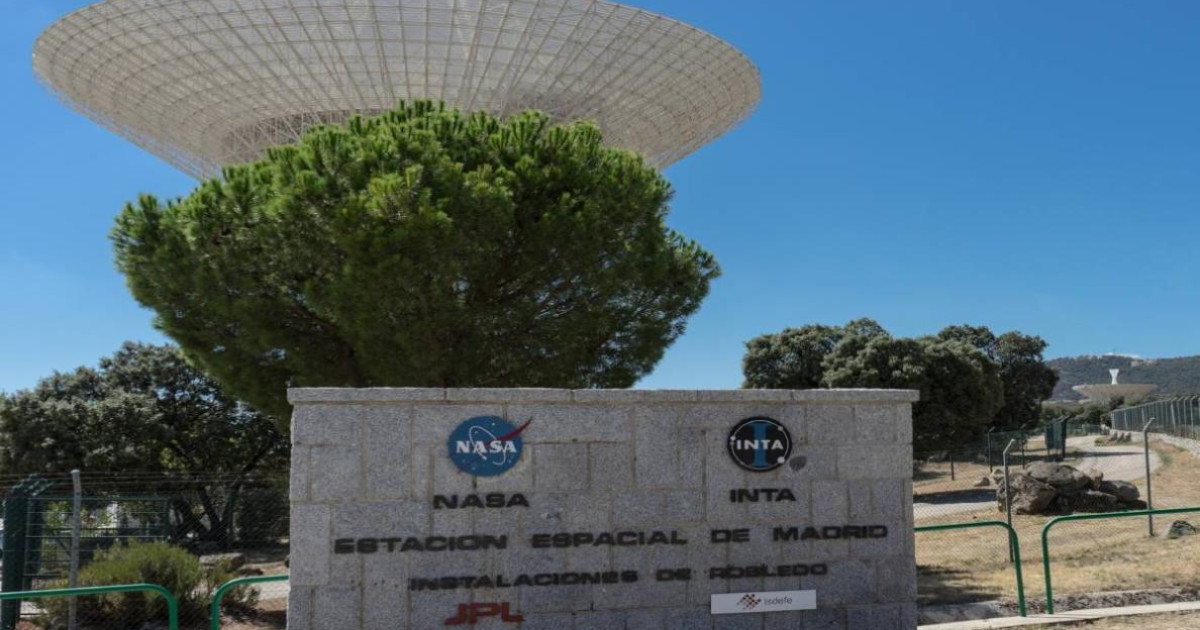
(447, 416, 529, 477)
(727, 417, 792, 472)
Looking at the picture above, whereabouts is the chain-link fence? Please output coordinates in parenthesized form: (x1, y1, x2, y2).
(1040, 507, 1200, 614)
(0, 473, 289, 630)
(912, 427, 1061, 617)
(1112, 396, 1200, 439)
(915, 402, 1200, 621)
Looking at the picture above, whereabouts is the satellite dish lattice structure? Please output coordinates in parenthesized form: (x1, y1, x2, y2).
(34, 0, 762, 179)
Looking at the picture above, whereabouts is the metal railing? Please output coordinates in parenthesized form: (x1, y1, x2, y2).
(0, 583, 179, 630)
(210, 574, 289, 630)
(1040, 506, 1200, 614)
(915, 520, 1027, 616)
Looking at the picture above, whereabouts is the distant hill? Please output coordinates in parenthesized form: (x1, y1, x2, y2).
(1048, 354, 1200, 401)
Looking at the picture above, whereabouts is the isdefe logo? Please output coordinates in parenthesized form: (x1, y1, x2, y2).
(737, 593, 762, 610)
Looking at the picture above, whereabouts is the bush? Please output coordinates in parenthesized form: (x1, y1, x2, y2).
(39, 541, 255, 629)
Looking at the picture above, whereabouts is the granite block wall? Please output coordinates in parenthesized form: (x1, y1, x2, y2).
(288, 388, 919, 630)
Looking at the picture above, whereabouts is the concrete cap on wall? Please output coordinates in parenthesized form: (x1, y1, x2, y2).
(287, 388, 921, 404)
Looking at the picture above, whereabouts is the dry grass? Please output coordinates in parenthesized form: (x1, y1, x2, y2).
(915, 457, 996, 495)
(916, 442, 1200, 610)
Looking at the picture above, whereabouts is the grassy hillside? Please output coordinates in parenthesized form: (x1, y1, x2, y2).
(1048, 354, 1200, 400)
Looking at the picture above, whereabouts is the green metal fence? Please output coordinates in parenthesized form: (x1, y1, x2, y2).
(24, 495, 172, 589)
(210, 574, 288, 630)
(6, 507, 1200, 625)
(915, 520, 1028, 617)
(1041, 505, 1200, 614)
(0, 583, 179, 630)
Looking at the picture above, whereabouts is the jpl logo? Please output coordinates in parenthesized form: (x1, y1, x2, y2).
(447, 416, 529, 477)
(444, 603, 524, 625)
(727, 417, 792, 472)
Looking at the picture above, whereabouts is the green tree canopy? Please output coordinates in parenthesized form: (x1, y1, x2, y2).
(113, 102, 719, 425)
(823, 335, 1003, 450)
(0, 343, 287, 542)
(741, 324, 845, 389)
(994, 331, 1059, 429)
(936, 324, 1000, 360)
(937, 325, 1059, 430)
(742, 318, 1061, 450)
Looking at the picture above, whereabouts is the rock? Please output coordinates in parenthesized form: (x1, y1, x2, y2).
(997, 472, 1057, 515)
(974, 476, 991, 488)
(200, 552, 246, 570)
(1060, 490, 1118, 513)
(238, 566, 265, 577)
(1085, 469, 1104, 490)
(1168, 521, 1198, 539)
(1026, 462, 1091, 494)
(1099, 480, 1140, 503)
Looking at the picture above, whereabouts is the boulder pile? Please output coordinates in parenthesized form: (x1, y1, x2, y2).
(996, 462, 1147, 515)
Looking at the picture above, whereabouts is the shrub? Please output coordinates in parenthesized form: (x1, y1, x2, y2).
(39, 541, 255, 629)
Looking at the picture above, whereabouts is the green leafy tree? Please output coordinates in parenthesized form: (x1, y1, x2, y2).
(936, 325, 999, 360)
(742, 324, 844, 389)
(823, 335, 1003, 451)
(937, 325, 1058, 430)
(742, 318, 888, 389)
(113, 102, 718, 425)
(842, 317, 890, 340)
(994, 332, 1059, 429)
(0, 343, 287, 543)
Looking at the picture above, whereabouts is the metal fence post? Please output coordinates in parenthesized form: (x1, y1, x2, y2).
(987, 427, 996, 470)
(1, 475, 49, 630)
(69, 469, 82, 630)
(1002, 439, 1017, 561)
(1, 484, 29, 630)
(0, 583, 179, 630)
(1143, 418, 1155, 537)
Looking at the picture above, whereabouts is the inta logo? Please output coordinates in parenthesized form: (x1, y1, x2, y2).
(727, 417, 792, 472)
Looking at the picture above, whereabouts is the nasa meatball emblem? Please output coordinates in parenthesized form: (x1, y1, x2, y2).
(727, 417, 793, 472)
(448, 416, 529, 477)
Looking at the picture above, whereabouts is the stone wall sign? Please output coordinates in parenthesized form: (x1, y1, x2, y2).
(287, 388, 919, 630)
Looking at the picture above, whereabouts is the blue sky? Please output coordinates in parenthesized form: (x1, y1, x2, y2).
(3, 0, 1200, 393)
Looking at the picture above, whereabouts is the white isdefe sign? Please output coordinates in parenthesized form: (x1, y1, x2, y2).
(711, 590, 817, 615)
